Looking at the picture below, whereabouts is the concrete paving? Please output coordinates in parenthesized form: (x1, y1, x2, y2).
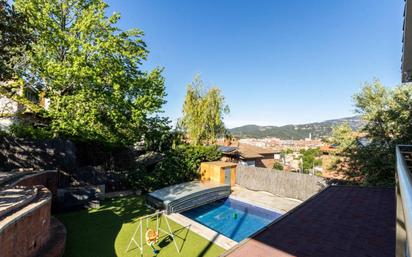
(230, 185, 302, 214)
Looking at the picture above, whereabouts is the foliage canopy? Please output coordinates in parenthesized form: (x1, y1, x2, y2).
(272, 161, 284, 170)
(127, 144, 222, 192)
(10, 0, 166, 145)
(330, 79, 412, 185)
(180, 75, 229, 145)
(0, 0, 33, 81)
(329, 122, 356, 154)
(299, 148, 322, 173)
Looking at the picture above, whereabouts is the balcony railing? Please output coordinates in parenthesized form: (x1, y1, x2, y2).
(396, 145, 412, 257)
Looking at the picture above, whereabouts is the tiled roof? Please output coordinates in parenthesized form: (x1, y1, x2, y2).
(237, 144, 275, 159)
(239, 152, 263, 159)
(223, 186, 395, 257)
(239, 144, 276, 155)
(218, 146, 238, 153)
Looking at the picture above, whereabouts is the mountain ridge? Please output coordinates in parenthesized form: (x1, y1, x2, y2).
(229, 116, 364, 139)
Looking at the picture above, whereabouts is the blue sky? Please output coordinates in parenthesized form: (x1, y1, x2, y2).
(107, 0, 404, 128)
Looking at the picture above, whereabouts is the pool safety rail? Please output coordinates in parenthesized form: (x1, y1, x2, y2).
(146, 181, 231, 214)
(396, 145, 412, 257)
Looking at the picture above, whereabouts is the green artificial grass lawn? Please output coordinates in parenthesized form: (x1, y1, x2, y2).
(57, 196, 225, 257)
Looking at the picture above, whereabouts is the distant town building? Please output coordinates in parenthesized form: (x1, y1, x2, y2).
(0, 84, 48, 130)
(217, 143, 278, 169)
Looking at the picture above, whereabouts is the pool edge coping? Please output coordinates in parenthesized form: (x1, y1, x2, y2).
(166, 212, 238, 250)
(228, 195, 287, 215)
(167, 196, 287, 251)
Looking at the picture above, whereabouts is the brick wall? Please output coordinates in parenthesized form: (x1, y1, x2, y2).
(0, 187, 51, 257)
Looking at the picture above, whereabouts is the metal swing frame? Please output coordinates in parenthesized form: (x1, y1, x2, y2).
(125, 211, 180, 256)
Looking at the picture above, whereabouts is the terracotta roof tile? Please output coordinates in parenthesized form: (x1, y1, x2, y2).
(238, 144, 275, 159)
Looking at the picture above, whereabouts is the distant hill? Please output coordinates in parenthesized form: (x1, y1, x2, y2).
(229, 116, 364, 139)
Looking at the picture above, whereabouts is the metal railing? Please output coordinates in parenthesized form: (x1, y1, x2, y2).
(396, 145, 412, 257)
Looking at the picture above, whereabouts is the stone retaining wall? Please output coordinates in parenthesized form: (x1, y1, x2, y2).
(0, 136, 76, 172)
(236, 166, 328, 201)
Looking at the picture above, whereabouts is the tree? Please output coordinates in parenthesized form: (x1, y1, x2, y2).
(13, 0, 166, 145)
(0, 0, 36, 116)
(141, 117, 184, 152)
(329, 122, 356, 154)
(0, 0, 33, 81)
(180, 75, 229, 145)
(299, 148, 322, 173)
(272, 161, 283, 170)
(345, 79, 412, 185)
(282, 148, 293, 155)
(127, 144, 222, 192)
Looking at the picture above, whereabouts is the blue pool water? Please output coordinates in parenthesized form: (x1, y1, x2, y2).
(182, 198, 281, 242)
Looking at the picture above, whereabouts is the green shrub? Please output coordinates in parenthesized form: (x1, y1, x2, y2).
(272, 161, 283, 170)
(9, 124, 52, 139)
(315, 171, 323, 177)
(0, 129, 8, 137)
(126, 144, 222, 192)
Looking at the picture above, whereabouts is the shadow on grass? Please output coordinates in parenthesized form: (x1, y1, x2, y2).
(58, 196, 224, 257)
(126, 217, 192, 256)
(58, 196, 152, 257)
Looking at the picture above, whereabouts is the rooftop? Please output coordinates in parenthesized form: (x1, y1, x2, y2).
(238, 143, 276, 156)
(223, 186, 395, 257)
(218, 144, 276, 160)
(202, 161, 238, 167)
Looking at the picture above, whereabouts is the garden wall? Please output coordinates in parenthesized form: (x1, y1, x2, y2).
(0, 186, 67, 257)
(0, 136, 77, 172)
(0, 186, 52, 257)
(236, 166, 328, 201)
(0, 136, 139, 173)
(13, 170, 59, 197)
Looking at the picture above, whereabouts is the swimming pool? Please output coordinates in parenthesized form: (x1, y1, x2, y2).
(181, 198, 281, 242)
